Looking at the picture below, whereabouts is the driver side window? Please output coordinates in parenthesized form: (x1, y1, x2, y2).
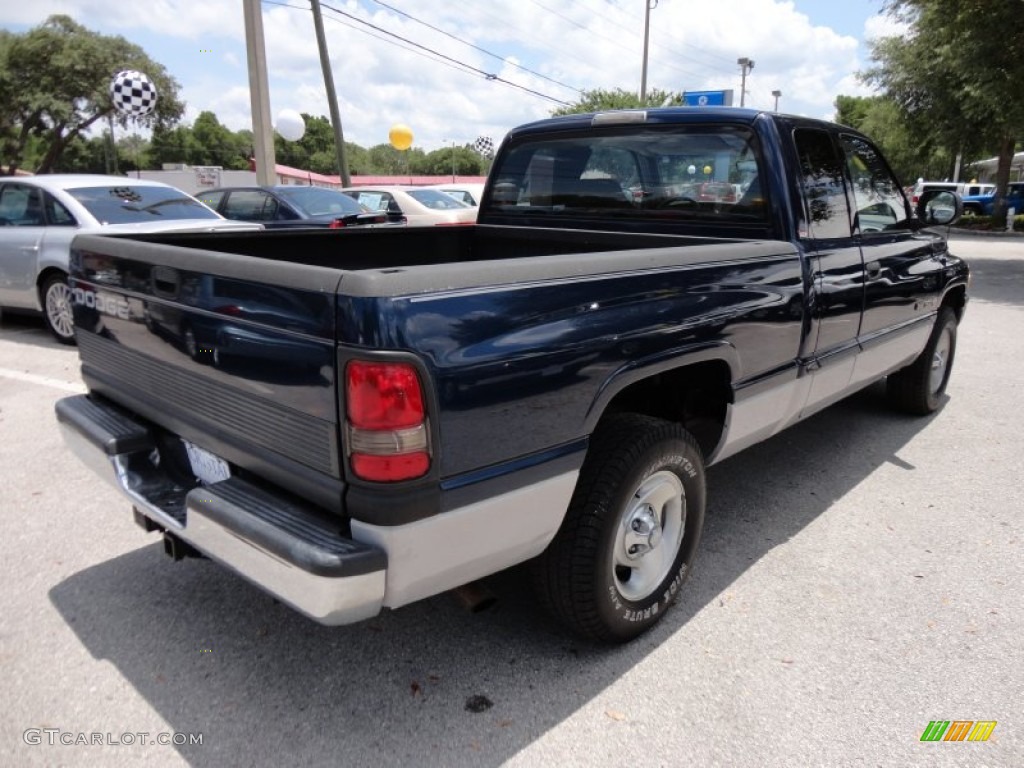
(840, 134, 909, 233)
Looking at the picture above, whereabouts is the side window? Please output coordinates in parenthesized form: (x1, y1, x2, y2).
(793, 128, 851, 239)
(222, 190, 278, 222)
(197, 190, 226, 211)
(43, 191, 77, 226)
(0, 184, 46, 226)
(840, 134, 909, 233)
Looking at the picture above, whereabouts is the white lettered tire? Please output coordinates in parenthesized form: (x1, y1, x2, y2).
(532, 413, 706, 642)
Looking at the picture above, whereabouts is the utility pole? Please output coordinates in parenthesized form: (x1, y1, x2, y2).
(243, 0, 276, 184)
(640, 0, 658, 102)
(310, 0, 351, 186)
(737, 57, 754, 108)
(772, 89, 781, 112)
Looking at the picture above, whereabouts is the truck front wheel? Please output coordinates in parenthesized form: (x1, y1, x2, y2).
(532, 414, 705, 643)
(887, 307, 957, 415)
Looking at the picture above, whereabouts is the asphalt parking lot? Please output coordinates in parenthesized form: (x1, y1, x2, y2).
(1, 234, 1021, 767)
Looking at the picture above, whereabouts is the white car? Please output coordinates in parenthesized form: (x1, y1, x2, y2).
(340, 185, 477, 227)
(424, 183, 486, 207)
(0, 174, 261, 343)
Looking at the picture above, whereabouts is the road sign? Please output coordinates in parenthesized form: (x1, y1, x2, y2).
(682, 90, 734, 107)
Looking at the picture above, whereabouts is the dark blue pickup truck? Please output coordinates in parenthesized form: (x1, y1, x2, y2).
(55, 108, 968, 642)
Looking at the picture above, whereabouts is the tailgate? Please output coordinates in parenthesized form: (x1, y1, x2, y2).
(69, 233, 347, 512)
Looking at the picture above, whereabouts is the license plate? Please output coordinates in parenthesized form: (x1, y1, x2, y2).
(182, 440, 231, 485)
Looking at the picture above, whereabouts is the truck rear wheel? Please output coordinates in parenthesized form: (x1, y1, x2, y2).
(532, 414, 705, 643)
(887, 307, 957, 415)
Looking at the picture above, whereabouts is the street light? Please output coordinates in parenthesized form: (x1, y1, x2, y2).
(772, 89, 782, 112)
(737, 57, 754, 108)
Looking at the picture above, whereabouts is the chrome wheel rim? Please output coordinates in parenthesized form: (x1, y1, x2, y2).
(612, 470, 686, 602)
(45, 280, 74, 340)
(929, 326, 953, 393)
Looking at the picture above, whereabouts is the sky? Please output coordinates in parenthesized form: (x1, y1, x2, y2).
(0, 0, 903, 153)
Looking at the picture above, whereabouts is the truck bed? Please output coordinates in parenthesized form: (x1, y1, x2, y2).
(69, 225, 800, 519)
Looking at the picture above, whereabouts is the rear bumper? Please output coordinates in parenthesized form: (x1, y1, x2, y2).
(55, 394, 386, 625)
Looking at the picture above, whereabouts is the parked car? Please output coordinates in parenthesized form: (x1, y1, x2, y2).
(340, 186, 477, 226)
(0, 174, 260, 343)
(198, 185, 390, 228)
(961, 181, 1024, 217)
(425, 183, 486, 206)
(909, 180, 959, 206)
(695, 181, 737, 203)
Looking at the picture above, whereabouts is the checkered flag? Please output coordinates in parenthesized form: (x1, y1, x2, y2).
(473, 135, 495, 158)
(110, 70, 158, 118)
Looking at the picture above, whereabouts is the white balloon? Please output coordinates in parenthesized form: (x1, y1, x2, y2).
(276, 109, 306, 142)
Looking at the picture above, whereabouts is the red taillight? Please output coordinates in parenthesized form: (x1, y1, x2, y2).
(345, 361, 429, 481)
(215, 304, 243, 316)
(329, 218, 347, 229)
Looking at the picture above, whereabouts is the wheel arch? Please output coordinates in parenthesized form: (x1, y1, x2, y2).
(584, 345, 736, 460)
(942, 282, 967, 323)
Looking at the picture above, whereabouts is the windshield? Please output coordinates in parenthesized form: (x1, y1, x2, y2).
(276, 186, 366, 217)
(67, 185, 220, 224)
(482, 124, 768, 227)
(406, 189, 471, 210)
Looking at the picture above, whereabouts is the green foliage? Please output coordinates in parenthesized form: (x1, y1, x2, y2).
(953, 213, 1024, 231)
(414, 145, 485, 176)
(551, 87, 681, 116)
(863, 0, 1024, 222)
(0, 15, 184, 173)
(834, 94, 954, 182)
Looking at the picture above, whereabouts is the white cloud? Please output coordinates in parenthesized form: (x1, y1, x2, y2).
(1, 0, 887, 151)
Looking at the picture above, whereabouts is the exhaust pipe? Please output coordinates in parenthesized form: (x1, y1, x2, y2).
(452, 580, 497, 613)
(163, 532, 204, 561)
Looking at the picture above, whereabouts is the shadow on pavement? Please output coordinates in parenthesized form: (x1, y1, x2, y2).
(960, 256, 1024, 309)
(0, 311, 72, 351)
(49, 381, 940, 767)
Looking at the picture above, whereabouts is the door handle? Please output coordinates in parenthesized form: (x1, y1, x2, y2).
(865, 260, 881, 278)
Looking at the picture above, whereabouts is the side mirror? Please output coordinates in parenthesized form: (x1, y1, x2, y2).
(916, 189, 962, 226)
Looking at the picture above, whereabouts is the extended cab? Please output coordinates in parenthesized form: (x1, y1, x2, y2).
(55, 108, 968, 642)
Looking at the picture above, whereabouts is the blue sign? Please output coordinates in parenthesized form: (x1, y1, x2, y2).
(682, 90, 734, 107)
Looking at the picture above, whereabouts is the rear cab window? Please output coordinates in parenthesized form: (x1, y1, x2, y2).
(481, 123, 770, 234)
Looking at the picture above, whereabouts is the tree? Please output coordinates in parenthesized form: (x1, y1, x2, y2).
(551, 87, 681, 117)
(0, 15, 184, 174)
(416, 145, 485, 176)
(863, 0, 1024, 223)
(835, 94, 954, 183)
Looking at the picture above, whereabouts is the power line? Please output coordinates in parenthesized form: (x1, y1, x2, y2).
(525, 0, 727, 84)
(371, 0, 583, 95)
(283, 0, 572, 105)
(263, 1, 505, 87)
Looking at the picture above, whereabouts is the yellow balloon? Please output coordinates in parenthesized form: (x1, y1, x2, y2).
(389, 124, 414, 151)
(703, 165, 713, 176)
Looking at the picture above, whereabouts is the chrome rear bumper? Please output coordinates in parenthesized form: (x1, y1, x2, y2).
(55, 394, 386, 625)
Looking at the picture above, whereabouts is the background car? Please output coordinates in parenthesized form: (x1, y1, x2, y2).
(961, 181, 1024, 216)
(424, 183, 486, 207)
(340, 186, 477, 226)
(909, 180, 959, 205)
(0, 174, 260, 344)
(198, 185, 391, 228)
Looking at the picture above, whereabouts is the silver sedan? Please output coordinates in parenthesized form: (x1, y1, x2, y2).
(0, 174, 260, 343)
